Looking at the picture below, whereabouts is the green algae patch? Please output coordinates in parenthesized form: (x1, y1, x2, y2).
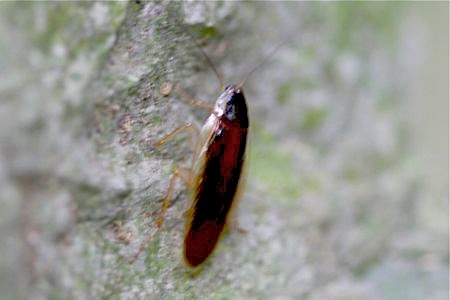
(248, 128, 301, 203)
(301, 108, 327, 131)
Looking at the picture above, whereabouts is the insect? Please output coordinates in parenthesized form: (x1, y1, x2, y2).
(157, 79, 249, 267)
(130, 31, 283, 267)
(163, 83, 248, 267)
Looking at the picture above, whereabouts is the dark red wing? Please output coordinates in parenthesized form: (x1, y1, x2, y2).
(184, 119, 248, 267)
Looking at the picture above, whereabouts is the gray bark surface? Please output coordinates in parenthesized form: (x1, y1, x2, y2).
(0, 2, 447, 299)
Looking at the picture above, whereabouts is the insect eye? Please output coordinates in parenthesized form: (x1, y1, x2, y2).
(225, 102, 236, 121)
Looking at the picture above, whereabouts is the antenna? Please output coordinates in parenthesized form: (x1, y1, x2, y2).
(237, 39, 288, 89)
(186, 30, 225, 90)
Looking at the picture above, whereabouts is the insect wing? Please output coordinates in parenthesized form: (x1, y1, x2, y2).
(184, 115, 247, 266)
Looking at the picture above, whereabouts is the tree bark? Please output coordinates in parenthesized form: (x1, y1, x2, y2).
(0, 1, 447, 299)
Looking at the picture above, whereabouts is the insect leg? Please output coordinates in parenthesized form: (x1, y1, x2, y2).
(175, 84, 213, 111)
(157, 167, 193, 227)
(154, 122, 199, 152)
(129, 167, 193, 264)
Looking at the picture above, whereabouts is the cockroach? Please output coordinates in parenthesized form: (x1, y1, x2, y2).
(132, 33, 284, 267)
(182, 83, 248, 267)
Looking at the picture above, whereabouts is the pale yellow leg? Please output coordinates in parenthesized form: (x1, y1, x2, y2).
(175, 85, 213, 112)
(157, 167, 194, 227)
(154, 122, 199, 152)
(129, 167, 194, 264)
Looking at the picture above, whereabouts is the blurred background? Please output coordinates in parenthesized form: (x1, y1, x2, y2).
(0, 2, 447, 299)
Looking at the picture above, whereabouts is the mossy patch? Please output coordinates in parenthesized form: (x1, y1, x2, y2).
(301, 108, 327, 131)
(276, 82, 293, 105)
(248, 128, 301, 203)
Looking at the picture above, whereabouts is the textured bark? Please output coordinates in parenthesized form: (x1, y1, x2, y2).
(0, 2, 447, 299)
